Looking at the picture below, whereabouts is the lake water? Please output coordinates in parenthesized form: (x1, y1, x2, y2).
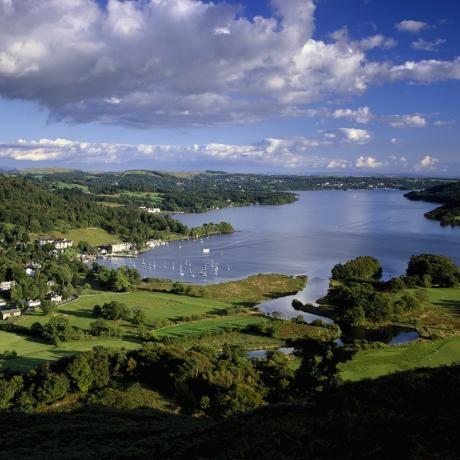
(101, 190, 460, 320)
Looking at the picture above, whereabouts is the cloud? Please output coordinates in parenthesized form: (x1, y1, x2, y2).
(0, 1, 457, 128)
(412, 38, 446, 52)
(0, 137, 451, 174)
(388, 114, 427, 128)
(339, 128, 372, 144)
(332, 106, 372, 124)
(395, 20, 428, 33)
(0, 136, 338, 170)
(355, 156, 383, 169)
(418, 155, 439, 168)
(327, 159, 349, 169)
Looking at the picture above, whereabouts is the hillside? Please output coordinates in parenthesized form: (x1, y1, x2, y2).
(406, 181, 460, 226)
(0, 364, 459, 459)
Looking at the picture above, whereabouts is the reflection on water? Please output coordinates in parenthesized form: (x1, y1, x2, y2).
(341, 326, 420, 345)
(247, 328, 420, 359)
(100, 190, 460, 317)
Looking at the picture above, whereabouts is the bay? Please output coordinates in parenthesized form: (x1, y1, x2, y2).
(101, 190, 460, 319)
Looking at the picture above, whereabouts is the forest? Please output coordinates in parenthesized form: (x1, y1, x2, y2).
(406, 180, 460, 226)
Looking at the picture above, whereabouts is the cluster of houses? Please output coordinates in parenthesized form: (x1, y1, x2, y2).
(0, 278, 63, 321)
(38, 238, 74, 251)
(139, 206, 161, 214)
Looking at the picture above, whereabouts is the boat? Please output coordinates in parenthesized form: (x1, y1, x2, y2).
(203, 248, 210, 254)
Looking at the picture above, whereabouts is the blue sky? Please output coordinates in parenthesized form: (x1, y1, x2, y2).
(0, 0, 459, 174)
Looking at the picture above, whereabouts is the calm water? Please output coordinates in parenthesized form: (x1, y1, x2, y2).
(101, 190, 460, 320)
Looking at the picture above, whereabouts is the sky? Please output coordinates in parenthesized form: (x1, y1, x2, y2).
(0, 0, 459, 175)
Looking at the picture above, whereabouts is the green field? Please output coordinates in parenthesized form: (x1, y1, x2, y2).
(31, 227, 120, 246)
(1, 276, 294, 371)
(153, 314, 268, 339)
(341, 287, 460, 381)
(341, 336, 460, 381)
(52, 181, 89, 192)
(120, 191, 163, 205)
(0, 330, 139, 373)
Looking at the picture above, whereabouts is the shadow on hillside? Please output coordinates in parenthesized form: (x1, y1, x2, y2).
(2, 365, 460, 459)
(433, 298, 460, 316)
(58, 308, 93, 319)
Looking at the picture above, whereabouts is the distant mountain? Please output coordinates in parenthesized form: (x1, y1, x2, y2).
(18, 167, 83, 175)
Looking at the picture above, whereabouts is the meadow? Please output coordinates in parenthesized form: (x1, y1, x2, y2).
(0, 274, 303, 372)
(31, 227, 120, 246)
(341, 286, 460, 381)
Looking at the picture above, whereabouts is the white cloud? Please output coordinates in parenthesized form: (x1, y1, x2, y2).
(388, 114, 427, 128)
(355, 156, 383, 169)
(332, 106, 372, 124)
(327, 159, 349, 169)
(395, 20, 428, 33)
(0, 136, 339, 170)
(0, 1, 457, 127)
(412, 38, 446, 52)
(418, 155, 439, 168)
(339, 128, 372, 144)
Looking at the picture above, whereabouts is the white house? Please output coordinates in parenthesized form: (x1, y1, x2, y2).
(0, 281, 16, 292)
(50, 294, 62, 304)
(140, 207, 161, 214)
(0, 300, 6, 308)
(38, 239, 73, 250)
(26, 267, 36, 277)
(109, 242, 132, 253)
(0, 308, 21, 320)
(27, 299, 41, 309)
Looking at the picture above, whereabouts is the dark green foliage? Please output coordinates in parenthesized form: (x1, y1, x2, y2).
(407, 254, 460, 287)
(89, 319, 122, 338)
(290, 338, 354, 394)
(406, 181, 460, 226)
(93, 301, 131, 321)
(331, 256, 383, 281)
(325, 282, 393, 326)
(31, 316, 86, 344)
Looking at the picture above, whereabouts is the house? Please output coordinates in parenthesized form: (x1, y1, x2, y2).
(55, 239, 73, 250)
(0, 300, 6, 308)
(140, 207, 161, 214)
(26, 299, 41, 309)
(38, 239, 73, 250)
(26, 267, 36, 277)
(100, 242, 133, 254)
(0, 308, 21, 320)
(0, 281, 16, 291)
(50, 294, 62, 304)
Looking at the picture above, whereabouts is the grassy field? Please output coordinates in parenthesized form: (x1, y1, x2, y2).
(341, 287, 460, 381)
(341, 336, 460, 382)
(1, 274, 307, 372)
(0, 330, 139, 373)
(31, 227, 120, 246)
(52, 181, 89, 192)
(153, 314, 268, 339)
(120, 191, 163, 205)
(142, 274, 307, 306)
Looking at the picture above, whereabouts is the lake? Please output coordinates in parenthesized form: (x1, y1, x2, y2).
(101, 190, 460, 319)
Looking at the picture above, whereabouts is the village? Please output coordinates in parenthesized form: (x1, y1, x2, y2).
(0, 234, 172, 320)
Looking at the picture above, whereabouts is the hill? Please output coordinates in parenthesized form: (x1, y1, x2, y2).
(406, 181, 460, 226)
(0, 364, 459, 459)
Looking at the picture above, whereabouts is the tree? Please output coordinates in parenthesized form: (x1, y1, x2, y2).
(291, 338, 354, 395)
(407, 254, 460, 287)
(93, 301, 131, 321)
(331, 256, 383, 281)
